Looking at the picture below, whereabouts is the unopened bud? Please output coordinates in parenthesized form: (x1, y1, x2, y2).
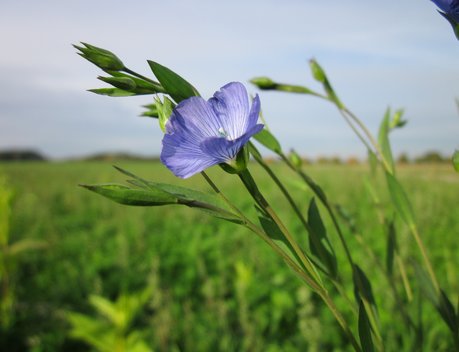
(74, 42, 125, 71)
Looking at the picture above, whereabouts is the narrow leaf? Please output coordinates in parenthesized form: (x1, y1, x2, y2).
(307, 198, 338, 277)
(378, 108, 395, 174)
(358, 299, 375, 352)
(253, 129, 282, 154)
(79, 183, 177, 206)
(113, 166, 241, 223)
(88, 88, 136, 97)
(385, 172, 415, 227)
(453, 150, 459, 173)
(437, 290, 458, 333)
(413, 262, 457, 332)
(258, 214, 302, 268)
(386, 220, 397, 276)
(353, 265, 377, 308)
(147, 60, 199, 103)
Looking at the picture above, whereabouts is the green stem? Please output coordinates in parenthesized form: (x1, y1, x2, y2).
(200, 173, 361, 351)
(250, 143, 357, 315)
(409, 224, 440, 293)
(279, 153, 355, 268)
(238, 168, 322, 285)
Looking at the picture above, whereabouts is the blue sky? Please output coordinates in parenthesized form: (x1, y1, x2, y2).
(0, 0, 458, 159)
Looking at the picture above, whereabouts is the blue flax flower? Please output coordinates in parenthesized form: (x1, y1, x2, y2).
(431, 0, 459, 22)
(161, 82, 263, 178)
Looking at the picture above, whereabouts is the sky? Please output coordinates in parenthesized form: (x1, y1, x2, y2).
(0, 0, 458, 160)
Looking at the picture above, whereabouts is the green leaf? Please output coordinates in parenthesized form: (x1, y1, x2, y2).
(155, 96, 174, 132)
(353, 264, 380, 341)
(289, 149, 302, 168)
(113, 166, 242, 223)
(378, 108, 395, 174)
(258, 214, 301, 268)
(250, 77, 314, 94)
(368, 150, 378, 176)
(307, 198, 338, 277)
(309, 59, 343, 108)
(253, 129, 282, 154)
(437, 290, 458, 333)
(98, 76, 136, 91)
(105, 70, 165, 93)
(79, 183, 177, 206)
(358, 299, 375, 352)
(385, 172, 415, 227)
(385, 220, 397, 277)
(88, 88, 136, 97)
(89, 295, 122, 326)
(453, 150, 459, 173)
(147, 60, 199, 103)
(413, 260, 438, 307)
(353, 265, 377, 307)
(389, 109, 407, 129)
(413, 261, 458, 333)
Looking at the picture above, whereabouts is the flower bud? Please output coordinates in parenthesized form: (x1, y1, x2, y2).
(74, 42, 125, 71)
(289, 149, 302, 168)
(98, 76, 136, 91)
(309, 59, 326, 83)
(250, 77, 277, 90)
(155, 96, 174, 132)
(453, 150, 459, 173)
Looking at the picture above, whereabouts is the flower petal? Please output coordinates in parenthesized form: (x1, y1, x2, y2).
(247, 94, 261, 128)
(161, 132, 218, 178)
(431, 0, 453, 12)
(209, 82, 253, 140)
(169, 96, 222, 139)
(200, 124, 264, 161)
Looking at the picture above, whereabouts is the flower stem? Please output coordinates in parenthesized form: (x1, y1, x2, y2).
(200, 173, 361, 351)
(238, 168, 322, 285)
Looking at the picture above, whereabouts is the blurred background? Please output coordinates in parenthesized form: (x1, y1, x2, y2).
(1, 1, 459, 351)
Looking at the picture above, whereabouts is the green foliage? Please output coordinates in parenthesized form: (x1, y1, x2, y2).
(67, 288, 153, 352)
(0, 176, 46, 330)
(307, 198, 337, 278)
(1, 162, 458, 351)
(253, 129, 282, 154)
(453, 150, 459, 172)
(147, 60, 199, 103)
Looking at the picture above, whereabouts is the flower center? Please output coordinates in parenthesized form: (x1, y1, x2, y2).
(217, 127, 228, 138)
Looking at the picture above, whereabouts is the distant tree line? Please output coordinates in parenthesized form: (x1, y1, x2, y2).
(0, 149, 452, 164)
(0, 150, 46, 161)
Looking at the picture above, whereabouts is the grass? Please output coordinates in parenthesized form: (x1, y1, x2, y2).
(0, 160, 458, 351)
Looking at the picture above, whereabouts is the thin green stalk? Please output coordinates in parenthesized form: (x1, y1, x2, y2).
(250, 143, 357, 315)
(341, 107, 392, 172)
(353, 232, 416, 329)
(395, 254, 413, 302)
(409, 224, 440, 293)
(327, 99, 440, 296)
(201, 172, 361, 351)
(279, 153, 355, 268)
(237, 168, 322, 285)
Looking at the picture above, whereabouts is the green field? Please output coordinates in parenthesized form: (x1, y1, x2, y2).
(0, 161, 458, 351)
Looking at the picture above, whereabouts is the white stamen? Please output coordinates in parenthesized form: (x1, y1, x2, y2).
(218, 127, 227, 137)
